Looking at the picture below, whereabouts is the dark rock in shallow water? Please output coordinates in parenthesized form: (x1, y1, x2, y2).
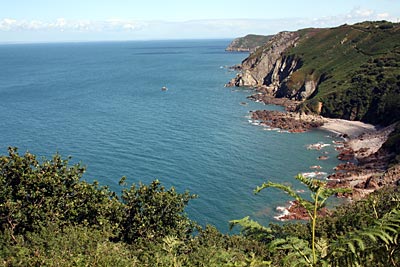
(250, 110, 324, 133)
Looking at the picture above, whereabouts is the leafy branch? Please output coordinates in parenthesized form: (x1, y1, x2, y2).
(233, 174, 351, 266)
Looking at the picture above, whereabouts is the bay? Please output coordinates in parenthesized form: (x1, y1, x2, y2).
(0, 40, 341, 232)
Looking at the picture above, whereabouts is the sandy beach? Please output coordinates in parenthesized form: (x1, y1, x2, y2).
(275, 118, 397, 219)
(319, 118, 377, 138)
(319, 118, 395, 159)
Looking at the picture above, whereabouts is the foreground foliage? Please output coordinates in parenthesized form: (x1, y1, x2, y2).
(1, 148, 399, 266)
(0, 148, 268, 266)
(232, 175, 400, 266)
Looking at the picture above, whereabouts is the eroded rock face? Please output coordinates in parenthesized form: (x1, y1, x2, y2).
(297, 79, 318, 100)
(225, 31, 323, 102)
(234, 70, 258, 87)
(226, 31, 301, 91)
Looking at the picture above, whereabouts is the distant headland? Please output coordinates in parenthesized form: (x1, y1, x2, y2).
(225, 34, 273, 53)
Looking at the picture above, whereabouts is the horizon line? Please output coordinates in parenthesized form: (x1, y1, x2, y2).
(0, 37, 238, 46)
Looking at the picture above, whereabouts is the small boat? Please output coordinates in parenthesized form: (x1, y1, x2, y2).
(161, 86, 168, 91)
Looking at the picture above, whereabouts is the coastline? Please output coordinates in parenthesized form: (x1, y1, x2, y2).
(272, 117, 397, 221)
(241, 94, 398, 221)
(319, 118, 378, 138)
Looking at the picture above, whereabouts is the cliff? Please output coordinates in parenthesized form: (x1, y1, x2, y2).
(227, 21, 400, 127)
(225, 34, 272, 53)
(228, 20, 400, 171)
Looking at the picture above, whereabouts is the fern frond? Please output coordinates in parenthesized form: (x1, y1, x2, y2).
(295, 174, 351, 199)
(315, 238, 329, 258)
(254, 181, 314, 212)
(328, 208, 400, 263)
(269, 236, 314, 266)
(229, 216, 271, 232)
(353, 237, 365, 251)
(359, 231, 377, 243)
(319, 187, 352, 202)
(229, 216, 273, 241)
(347, 241, 356, 254)
(295, 174, 325, 192)
(268, 238, 289, 250)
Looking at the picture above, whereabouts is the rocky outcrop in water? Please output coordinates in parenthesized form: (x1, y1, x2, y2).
(251, 110, 324, 133)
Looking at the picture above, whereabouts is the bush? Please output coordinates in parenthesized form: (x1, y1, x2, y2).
(120, 180, 197, 243)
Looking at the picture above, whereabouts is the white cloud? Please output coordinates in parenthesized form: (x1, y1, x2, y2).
(299, 7, 397, 30)
(54, 18, 67, 27)
(0, 18, 147, 32)
(377, 13, 390, 19)
(0, 18, 18, 30)
(27, 20, 46, 30)
(0, 9, 397, 42)
(352, 8, 374, 18)
(123, 24, 137, 30)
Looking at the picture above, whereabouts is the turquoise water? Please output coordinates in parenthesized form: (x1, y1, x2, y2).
(0, 40, 342, 232)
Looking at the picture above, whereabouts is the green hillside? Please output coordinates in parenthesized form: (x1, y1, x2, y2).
(286, 21, 400, 125)
(226, 34, 272, 52)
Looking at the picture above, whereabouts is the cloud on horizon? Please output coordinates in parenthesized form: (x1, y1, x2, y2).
(0, 7, 398, 42)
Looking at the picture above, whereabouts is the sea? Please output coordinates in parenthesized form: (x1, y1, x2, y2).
(0, 40, 343, 232)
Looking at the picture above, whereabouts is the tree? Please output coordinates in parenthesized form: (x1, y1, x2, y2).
(120, 179, 197, 243)
(0, 147, 122, 238)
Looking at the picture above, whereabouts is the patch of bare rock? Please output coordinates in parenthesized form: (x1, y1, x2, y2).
(251, 110, 325, 133)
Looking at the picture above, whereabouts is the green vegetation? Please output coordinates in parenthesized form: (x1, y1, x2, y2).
(232, 175, 400, 266)
(253, 175, 351, 265)
(1, 148, 399, 266)
(226, 34, 272, 52)
(383, 122, 400, 165)
(0, 148, 268, 266)
(285, 21, 400, 126)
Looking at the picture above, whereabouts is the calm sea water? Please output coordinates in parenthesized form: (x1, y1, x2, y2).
(0, 40, 342, 232)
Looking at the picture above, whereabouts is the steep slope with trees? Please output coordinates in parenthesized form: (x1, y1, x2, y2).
(227, 21, 400, 166)
(227, 21, 400, 126)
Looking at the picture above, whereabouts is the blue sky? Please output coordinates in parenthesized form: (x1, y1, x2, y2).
(1, 0, 399, 43)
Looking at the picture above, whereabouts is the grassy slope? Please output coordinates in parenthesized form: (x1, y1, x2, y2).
(284, 21, 400, 125)
(228, 34, 272, 52)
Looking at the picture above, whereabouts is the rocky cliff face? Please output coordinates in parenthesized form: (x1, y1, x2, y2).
(226, 21, 400, 200)
(227, 21, 400, 122)
(226, 31, 315, 100)
(227, 21, 400, 172)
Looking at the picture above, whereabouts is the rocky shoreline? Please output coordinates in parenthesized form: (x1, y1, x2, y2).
(236, 88, 399, 221)
(325, 123, 399, 199)
(224, 24, 400, 221)
(269, 118, 398, 220)
(250, 110, 324, 133)
(277, 123, 399, 221)
(246, 89, 300, 112)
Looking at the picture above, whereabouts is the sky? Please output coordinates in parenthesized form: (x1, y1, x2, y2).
(0, 0, 399, 43)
